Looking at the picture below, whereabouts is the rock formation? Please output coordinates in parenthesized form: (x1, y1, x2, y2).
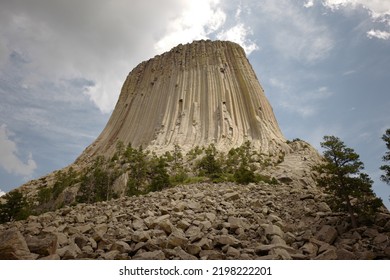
(1, 40, 389, 260)
(77, 40, 288, 163)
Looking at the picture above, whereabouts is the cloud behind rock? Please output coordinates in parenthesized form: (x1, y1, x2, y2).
(0, 124, 37, 177)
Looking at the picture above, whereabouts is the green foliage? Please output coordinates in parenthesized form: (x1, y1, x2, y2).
(234, 164, 256, 184)
(148, 156, 171, 192)
(77, 157, 116, 203)
(52, 167, 78, 199)
(0, 190, 31, 223)
(125, 145, 149, 195)
(286, 138, 302, 144)
(380, 128, 390, 185)
(37, 187, 51, 204)
(187, 145, 203, 161)
(183, 176, 208, 184)
(256, 174, 278, 185)
(314, 135, 382, 227)
(196, 144, 223, 180)
(169, 144, 188, 184)
(227, 141, 257, 185)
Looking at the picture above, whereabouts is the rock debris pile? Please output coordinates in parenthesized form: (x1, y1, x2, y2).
(1, 182, 389, 260)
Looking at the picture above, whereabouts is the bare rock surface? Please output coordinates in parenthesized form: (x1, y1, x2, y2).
(77, 40, 289, 161)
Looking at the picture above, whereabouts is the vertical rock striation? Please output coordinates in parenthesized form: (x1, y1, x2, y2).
(79, 40, 287, 161)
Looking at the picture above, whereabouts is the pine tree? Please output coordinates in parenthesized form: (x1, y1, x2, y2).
(314, 135, 382, 228)
(149, 156, 171, 192)
(230, 141, 257, 184)
(196, 144, 222, 180)
(0, 190, 30, 223)
(170, 144, 188, 184)
(126, 145, 149, 195)
(380, 129, 390, 185)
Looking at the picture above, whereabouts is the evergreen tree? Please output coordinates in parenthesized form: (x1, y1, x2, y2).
(0, 190, 30, 223)
(170, 144, 188, 184)
(380, 129, 390, 185)
(234, 164, 256, 184)
(126, 145, 149, 195)
(196, 144, 222, 179)
(226, 141, 257, 184)
(149, 156, 171, 192)
(77, 156, 115, 203)
(314, 135, 382, 228)
(52, 167, 78, 199)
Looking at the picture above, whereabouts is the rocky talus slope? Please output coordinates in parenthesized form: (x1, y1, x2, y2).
(1, 182, 389, 260)
(1, 144, 389, 260)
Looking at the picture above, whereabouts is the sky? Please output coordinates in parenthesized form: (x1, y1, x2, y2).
(0, 0, 389, 208)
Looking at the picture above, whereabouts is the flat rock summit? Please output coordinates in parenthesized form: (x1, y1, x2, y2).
(0, 40, 389, 260)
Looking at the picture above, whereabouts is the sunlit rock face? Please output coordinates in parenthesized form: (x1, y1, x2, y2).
(78, 40, 288, 161)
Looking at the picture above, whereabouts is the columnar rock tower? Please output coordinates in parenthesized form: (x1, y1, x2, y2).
(79, 40, 288, 162)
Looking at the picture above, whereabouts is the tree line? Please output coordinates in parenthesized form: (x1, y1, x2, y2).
(1, 130, 389, 226)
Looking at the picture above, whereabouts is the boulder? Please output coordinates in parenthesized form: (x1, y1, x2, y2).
(205, 212, 216, 222)
(362, 228, 378, 238)
(111, 241, 131, 254)
(271, 248, 292, 260)
(226, 246, 241, 258)
(158, 219, 175, 234)
(255, 244, 295, 256)
(39, 254, 60, 260)
(300, 242, 318, 257)
(132, 230, 150, 243)
(58, 241, 81, 260)
(215, 235, 240, 247)
(73, 233, 89, 249)
(314, 249, 337, 260)
(186, 244, 202, 256)
(315, 225, 338, 244)
(167, 232, 188, 249)
(25, 233, 58, 257)
(171, 247, 198, 260)
(265, 224, 284, 238)
(224, 192, 240, 201)
(0, 228, 37, 260)
(336, 248, 358, 260)
(133, 250, 166, 260)
(199, 250, 225, 260)
(195, 237, 213, 250)
(373, 234, 388, 244)
(384, 220, 390, 232)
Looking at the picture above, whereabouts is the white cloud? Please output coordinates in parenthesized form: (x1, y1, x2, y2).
(321, 0, 390, 39)
(154, 0, 259, 56)
(304, 1, 315, 8)
(154, 0, 227, 53)
(217, 23, 259, 55)
(0, 124, 37, 177)
(322, 0, 390, 17)
(0, 189, 5, 197)
(257, 0, 334, 63)
(0, 0, 262, 115)
(367, 29, 390, 39)
(0, 0, 188, 113)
